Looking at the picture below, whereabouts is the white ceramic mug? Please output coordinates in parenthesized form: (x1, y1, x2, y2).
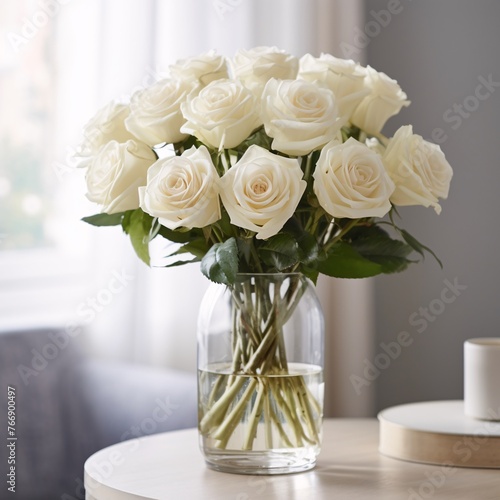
(464, 338, 500, 420)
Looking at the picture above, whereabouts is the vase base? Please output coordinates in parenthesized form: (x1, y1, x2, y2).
(202, 448, 318, 475)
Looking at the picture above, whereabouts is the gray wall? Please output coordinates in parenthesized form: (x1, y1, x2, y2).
(364, 0, 500, 412)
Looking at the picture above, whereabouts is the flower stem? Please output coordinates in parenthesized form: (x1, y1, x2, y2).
(200, 275, 322, 452)
(323, 218, 359, 253)
(242, 381, 265, 450)
(250, 240, 264, 273)
(213, 378, 258, 445)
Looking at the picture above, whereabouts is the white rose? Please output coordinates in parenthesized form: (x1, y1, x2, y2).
(261, 78, 341, 156)
(351, 66, 410, 135)
(125, 78, 196, 147)
(231, 46, 298, 96)
(219, 145, 306, 240)
(85, 140, 156, 214)
(77, 101, 137, 161)
(298, 53, 369, 125)
(313, 137, 394, 219)
(169, 50, 229, 86)
(365, 137, 386, 156)
(139, 146, 220, 230)
(383, 125, 453, 214)
(181, 79, 261, 149)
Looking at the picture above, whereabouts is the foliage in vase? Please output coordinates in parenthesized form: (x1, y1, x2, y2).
(78, 47, 452, 284)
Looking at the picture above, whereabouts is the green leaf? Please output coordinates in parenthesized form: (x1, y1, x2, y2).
(351, 227, 413, 274)
(297, 232, 319, 265)
(282, 219, 319, 265)
(259, 233, 300, 271)
(158, 225, 202, 244)
(166, 239, 209, 260)
(164, 258, 200, 268)
(121, 210, 133, 232)
(301, 266, 319, 285)
(234, 126, 272, 152)
(82, 211, 129, 227)
(123, 209, 153, 266)
(363, 254, 410, 274)
(317, 241, 382, 278)
(172, 135, 199, 154)
(215, 209, 233, 237)
(236, 237, 253, 266)
(182, 239, 210, 259)
(386, 210, 442, 268)
(149, 218, 161, 241)
(400, 229, 443, 268)
(200, 238, 239, 285)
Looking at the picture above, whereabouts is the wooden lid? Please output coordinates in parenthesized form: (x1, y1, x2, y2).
(378, 400, 500, 468)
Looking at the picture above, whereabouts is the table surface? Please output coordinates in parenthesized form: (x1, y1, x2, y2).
(85, 419, 500, 500)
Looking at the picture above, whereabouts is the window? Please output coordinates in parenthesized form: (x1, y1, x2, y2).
(0, 1, 148, 334)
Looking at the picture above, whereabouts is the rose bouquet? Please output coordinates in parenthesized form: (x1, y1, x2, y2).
(78, 47, 452, 466)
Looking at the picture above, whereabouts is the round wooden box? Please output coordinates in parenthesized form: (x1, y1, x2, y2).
(378, 400, 500, 468)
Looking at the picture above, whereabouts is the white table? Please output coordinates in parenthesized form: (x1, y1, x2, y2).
(85, 419, 500, 500)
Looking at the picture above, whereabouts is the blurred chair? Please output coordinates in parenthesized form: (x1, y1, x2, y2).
(0, 328, 197, 500)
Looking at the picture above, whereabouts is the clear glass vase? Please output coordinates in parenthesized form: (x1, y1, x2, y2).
(197, 273, 324, 475)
